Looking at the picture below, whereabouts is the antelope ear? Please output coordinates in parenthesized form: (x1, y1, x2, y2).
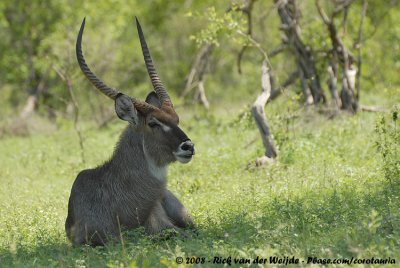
(115, 94, 138, 125)
(145, 91, 161, 108)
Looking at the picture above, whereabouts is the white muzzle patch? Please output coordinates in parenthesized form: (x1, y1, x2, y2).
(174, 140, 195, 163)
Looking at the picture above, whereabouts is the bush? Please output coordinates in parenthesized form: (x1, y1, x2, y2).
(375, 106, 400, 184)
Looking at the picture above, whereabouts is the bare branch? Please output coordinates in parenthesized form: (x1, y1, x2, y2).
(181, 43, 215, 108)
(182, 43, 215, 98)
(269, 44, 288, 57)
(333, 0, 355, 17)
(237, 0, 257, 74)
(53, 65, 85, 163)
(342, 5, 349, 34)
(270, 70, 299, 100)
(236, 29, 269, 63)
(360, 105, 389, 113)
(316, 0, 331, 25)
(237, 45, 249, 74)
(194, 80, 210, 109)
(356, 0, 368, 101)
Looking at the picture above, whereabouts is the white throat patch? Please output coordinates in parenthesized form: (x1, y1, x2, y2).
(142, 137, 167, 181)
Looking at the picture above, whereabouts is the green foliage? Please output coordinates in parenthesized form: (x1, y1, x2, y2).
(0, 1, 399, 265)
(0, 0, 62, 106)
(188, 6, 246, 47)
(1, 0, 399, 119)
(0, 100, 399, 266)
(375, 106, 400, 184)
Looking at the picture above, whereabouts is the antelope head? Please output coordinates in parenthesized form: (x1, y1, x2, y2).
(76, 18, 195, 165)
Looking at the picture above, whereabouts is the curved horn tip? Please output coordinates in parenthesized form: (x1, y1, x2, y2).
(77, 17, 86, 43)
(81, 17, 86, 29)
(135, 17, 145, 36)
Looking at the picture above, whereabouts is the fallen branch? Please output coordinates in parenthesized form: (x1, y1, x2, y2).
(360, 105, 389, 113)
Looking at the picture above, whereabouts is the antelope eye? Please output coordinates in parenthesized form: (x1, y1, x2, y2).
(148, 121, 159, 128)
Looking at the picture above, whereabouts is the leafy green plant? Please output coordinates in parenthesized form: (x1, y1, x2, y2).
(375, 106, 400, 184)
(187, 6, 246, 47)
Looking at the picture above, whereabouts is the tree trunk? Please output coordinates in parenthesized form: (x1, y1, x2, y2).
(327, 63, 341, 108)
(275, 0, 325, 105)
(252, 61, 277, 166)
(20, 76, 47, 119)
(316, 0, 362, 112)
(299, 68, 314, 105)
(340, 66, 357, 112)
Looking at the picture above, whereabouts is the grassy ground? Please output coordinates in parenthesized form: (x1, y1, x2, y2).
(0, 97, 399, 267)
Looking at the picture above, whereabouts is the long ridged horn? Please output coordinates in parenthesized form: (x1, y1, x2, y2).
(76, 18, 120, 100)
(77, 18, 158, 115)
(135, 17, 172, 106)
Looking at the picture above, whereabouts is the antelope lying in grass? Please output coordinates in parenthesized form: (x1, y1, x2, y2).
(65, 18, 195, 246)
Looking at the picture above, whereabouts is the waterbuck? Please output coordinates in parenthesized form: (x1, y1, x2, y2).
(65, 18, 195, 246)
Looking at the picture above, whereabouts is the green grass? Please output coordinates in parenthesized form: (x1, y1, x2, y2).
(0, 99, 399, 267)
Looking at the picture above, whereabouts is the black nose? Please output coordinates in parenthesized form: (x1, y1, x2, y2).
(180, 140, 195, 153)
